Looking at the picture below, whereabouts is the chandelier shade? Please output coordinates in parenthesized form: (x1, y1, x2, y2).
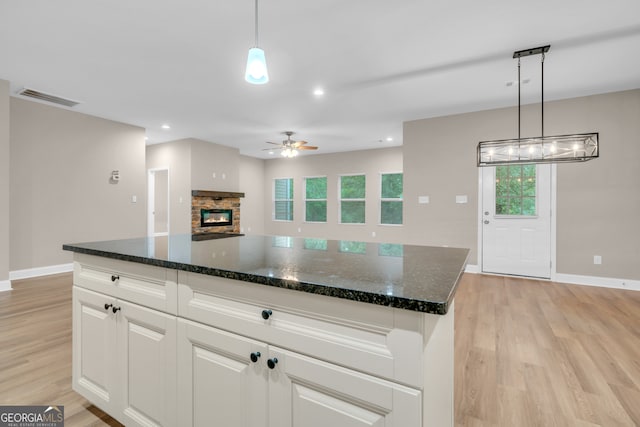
(477, 133, 599, 166)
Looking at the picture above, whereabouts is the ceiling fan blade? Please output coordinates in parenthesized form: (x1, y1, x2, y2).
(297, 146, 318, 150)
(265, 141, 282, 146)
(292, 140, 308, 147)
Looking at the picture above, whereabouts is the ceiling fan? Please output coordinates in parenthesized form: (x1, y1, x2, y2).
(264, 131, 318, 157)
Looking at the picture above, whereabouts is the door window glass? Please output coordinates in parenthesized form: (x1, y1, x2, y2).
(495, 165, 536, 216)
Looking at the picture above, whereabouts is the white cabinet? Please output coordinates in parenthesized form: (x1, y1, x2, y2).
(118, 299, 177, 427)
(72, 254, 178, 427)
(178, 319, 421, 427)
(177, 319, 268, 427)
(72, 286, 118, 416)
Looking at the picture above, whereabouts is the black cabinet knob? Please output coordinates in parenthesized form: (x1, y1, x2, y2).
(104, 303, 113, 310)
(267, 358, 278, 369)
(250, 352, 261, 363)
(261, 309, 272, 320)
(111, 275, 119, 282)
(112, 306, 121, 313)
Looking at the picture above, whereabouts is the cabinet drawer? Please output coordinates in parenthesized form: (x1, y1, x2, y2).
(74, 253, 178, 315)
(178, 271, 426, 387)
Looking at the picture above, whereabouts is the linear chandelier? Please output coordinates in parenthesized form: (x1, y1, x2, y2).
(477, 45, 599, 166)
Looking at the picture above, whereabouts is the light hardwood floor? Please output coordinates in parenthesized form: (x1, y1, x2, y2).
(1, 273, 639, 426)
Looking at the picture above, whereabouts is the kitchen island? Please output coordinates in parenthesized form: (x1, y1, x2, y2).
(64, 234, 469, 427)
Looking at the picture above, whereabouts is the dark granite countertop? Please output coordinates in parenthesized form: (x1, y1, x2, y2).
(63, 234, 469, 315)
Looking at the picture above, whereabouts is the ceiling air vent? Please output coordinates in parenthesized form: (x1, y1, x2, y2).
(18, 88, 81, 107)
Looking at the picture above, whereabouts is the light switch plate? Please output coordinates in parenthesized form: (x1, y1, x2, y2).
(418, 196, 430, 204)
(456, 195, 468, 204)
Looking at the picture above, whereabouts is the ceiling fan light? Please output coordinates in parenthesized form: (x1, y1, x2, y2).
(245, 47, 269, 84)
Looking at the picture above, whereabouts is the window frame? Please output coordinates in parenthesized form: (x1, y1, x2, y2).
(273, 177, 294, 222)
(338, 173, 366, 225)
(379, 171, 403, 226)
(303, 175, 328, 223)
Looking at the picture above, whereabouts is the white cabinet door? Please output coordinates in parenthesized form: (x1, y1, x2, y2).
(177, 319, 269, 427)
(72, 286, 118, 417)
(117, 300, 177, 427)
(268, 347, 422, 427)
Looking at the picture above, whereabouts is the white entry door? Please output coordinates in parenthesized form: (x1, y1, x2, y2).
(481, 164, 552, 278)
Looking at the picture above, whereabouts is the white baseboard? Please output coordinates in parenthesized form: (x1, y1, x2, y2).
(0, 279, 11, 292)
(9, 263, 73, 281)
(554, 273, 640, 292)
(467, 266, 638, 292)
(464, 264, 480, 274)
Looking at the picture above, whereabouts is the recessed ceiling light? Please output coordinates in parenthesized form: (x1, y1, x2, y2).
(313, 88, 324, 96)
(386, 137, 393, 142)
(145, 136, 149, 141)
(269, 150, 274, 155)
(161, 124, 171, 130)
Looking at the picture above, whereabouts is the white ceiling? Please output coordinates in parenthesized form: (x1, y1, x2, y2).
(1, 0, 639, 158)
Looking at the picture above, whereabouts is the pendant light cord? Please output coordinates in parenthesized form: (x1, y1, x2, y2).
(541, 53, 545, 138)
(254, 0, 259, 47)
(518, 58, 521, 140)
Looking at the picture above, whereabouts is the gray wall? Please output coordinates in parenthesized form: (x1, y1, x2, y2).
(190, 138, 240, 192)
(146, 140, 192, 235)
(10, 97, 147, 270)
(404, 89, 640, 280)
(147, 139, 259, 236)
(0, 80, 9, 282)
(262, 147, 403, 243)
(239, 155, 265, 235)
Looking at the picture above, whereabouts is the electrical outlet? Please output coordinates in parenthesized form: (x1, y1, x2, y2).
(593, 255, 602, 265)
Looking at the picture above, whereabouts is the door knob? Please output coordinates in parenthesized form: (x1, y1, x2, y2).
(267, 358, 278, 369)
(484, 220, 490, 224)
(484, 211, 490, 216)
(250, 352, 261, 363)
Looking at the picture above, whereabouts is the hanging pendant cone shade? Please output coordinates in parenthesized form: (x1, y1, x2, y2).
(245, 47, 269, 84)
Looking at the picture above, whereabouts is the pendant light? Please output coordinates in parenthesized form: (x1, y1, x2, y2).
(245, 0, 269, 84)
(477, 45, 598, 166)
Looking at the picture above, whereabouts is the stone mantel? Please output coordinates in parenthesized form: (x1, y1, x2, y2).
(191, 190, 245, 199)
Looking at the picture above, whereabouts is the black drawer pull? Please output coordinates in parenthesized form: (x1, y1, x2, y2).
(250, 352, 261, 363)
(267, 358, 278, 369)
(261, 309, 272, 320)
(104, 303, 113, 310)
(111, 275, 119, 282)
(112, 306, 121, 313)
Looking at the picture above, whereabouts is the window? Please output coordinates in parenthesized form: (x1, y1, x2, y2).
(380, 173, 403, 225)
(304, 177, 327, 222)
(495, 165, 536, 216)
(340, 174, 366, 224)
(274, 178, 294, 221)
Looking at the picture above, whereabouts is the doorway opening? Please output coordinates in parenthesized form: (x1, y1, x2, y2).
(148, 168, 170, 237)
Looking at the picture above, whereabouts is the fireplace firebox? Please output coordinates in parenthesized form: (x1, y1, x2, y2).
(200, 209, 233, 227)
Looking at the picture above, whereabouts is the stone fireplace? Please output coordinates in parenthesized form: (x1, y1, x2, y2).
(191, 190, 244, 235)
